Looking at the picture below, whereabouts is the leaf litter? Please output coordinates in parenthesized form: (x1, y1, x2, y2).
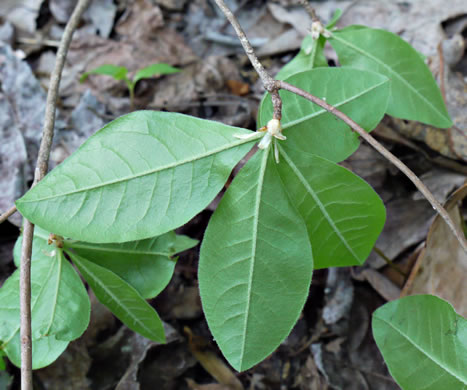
(0, 0, 466, 388)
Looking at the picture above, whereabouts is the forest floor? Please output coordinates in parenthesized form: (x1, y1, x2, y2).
(0, 0, 466, 389)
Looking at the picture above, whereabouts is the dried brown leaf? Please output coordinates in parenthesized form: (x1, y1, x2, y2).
(403, 183, 467, 316)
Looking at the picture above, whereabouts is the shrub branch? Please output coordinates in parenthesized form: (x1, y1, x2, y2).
(215, 0, 467, 254)
(0, 205, 17, 224)
(212, 0, 282, 119)
(18, 0, 91, 388)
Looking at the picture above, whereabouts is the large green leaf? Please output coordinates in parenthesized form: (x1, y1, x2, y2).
(330, 27, 452, 128)
(16, 111, 260, 243)
(70, 253, 165, 342)
(199, 150, 313, 371)
(0, 243, 89, 368)
(65, 231, 198, 299)
(1, 331, 68, 370)
(277, 146, 385, 268)
(3, 240, 89, 343)
(373, 295, 467, 390)
(258, 68, 390, 162)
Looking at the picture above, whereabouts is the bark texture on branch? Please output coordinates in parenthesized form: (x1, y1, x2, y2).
(19, 0, 91, 388)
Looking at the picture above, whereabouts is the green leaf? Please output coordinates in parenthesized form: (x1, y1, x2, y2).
(0, 350, 6, 370)
(13, 226, 53, 267)
(259, 68, 390, 162)
(326, 9, 342, 29)
(276, 35, 327, 81)
(70, 253, 166, 342)
(276, 147, 385, 268)
(80, 64, 128, 83)
(0, 239, 89, 368)
(373, 295, 467, 390)
(16, 111, 260, 243)
(199, 150, 313, 371)
(330, 26, 452, 128)
(2, 241, 89, 343)
(1, 332, 68, 369)
(133, 63, 180, 84)
(65, 231, 198, 298)
(275, 8, 341, 81)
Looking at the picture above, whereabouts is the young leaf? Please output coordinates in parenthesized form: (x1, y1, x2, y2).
(277, 147, 385, 268)
(259, 68, 390, 162)
(373, 295, 467, 390)
(70, 253, 166, 342)
(275, 34, 328, 81)
(3, 240, 90, 343)
(199, 150, 313, 371)
(16, 111, 260, 243)
(80, 64, 128, 83)
(65, 231, 198, 298)
(133, 63, 180, 84)
(330, 27, 452, 128)
(275, 8, 341, 81)
(326, 9, 342, 29)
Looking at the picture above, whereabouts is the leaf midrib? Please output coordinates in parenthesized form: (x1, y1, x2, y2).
(73, 255, 159, 338)
(68, 243, 170, 258)
(44, 251, 63, 335)
(331, 32, 448, 123)
(279, 147, 361, 262)
(18, 135, 261, 203)
(239, 150, 269, 369)
(1, 257, 57, 347)
(376, 315, 467, 385)
(282, 78, 388, 130)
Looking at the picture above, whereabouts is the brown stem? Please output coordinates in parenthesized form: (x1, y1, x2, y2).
(373, 246, 407, 277)
(213, 0, 274, 90)
(0, 205, 17, 224)
(19, 0, 91, 388)
(213, 0, 467, 253)
(279, 80, 467, 253)
(212, 0, 282, 118)
(299, 0, 319, 22)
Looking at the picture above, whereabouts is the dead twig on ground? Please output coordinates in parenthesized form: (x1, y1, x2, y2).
(214, 0, 467, 254)
(18, 0, 91, 388)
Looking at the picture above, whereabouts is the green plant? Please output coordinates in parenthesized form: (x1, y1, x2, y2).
(373, 295, 467, 390)
(2, 9, 466, 389)
(80, 63, 180, 110)
(0, 227, 197, 368)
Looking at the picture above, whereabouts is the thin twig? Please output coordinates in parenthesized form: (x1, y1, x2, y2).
(0, 205, 17, 224)
(299, 0, 319, 22)
(437, 42, 447, 104)
(373, 246, 407, 277)
(16, 37, 61, 48)
(213, 0, 283, 120)
(213, 0, 275, 91)
(19, 0, 91, 388)
(279, 80, 467, 253)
